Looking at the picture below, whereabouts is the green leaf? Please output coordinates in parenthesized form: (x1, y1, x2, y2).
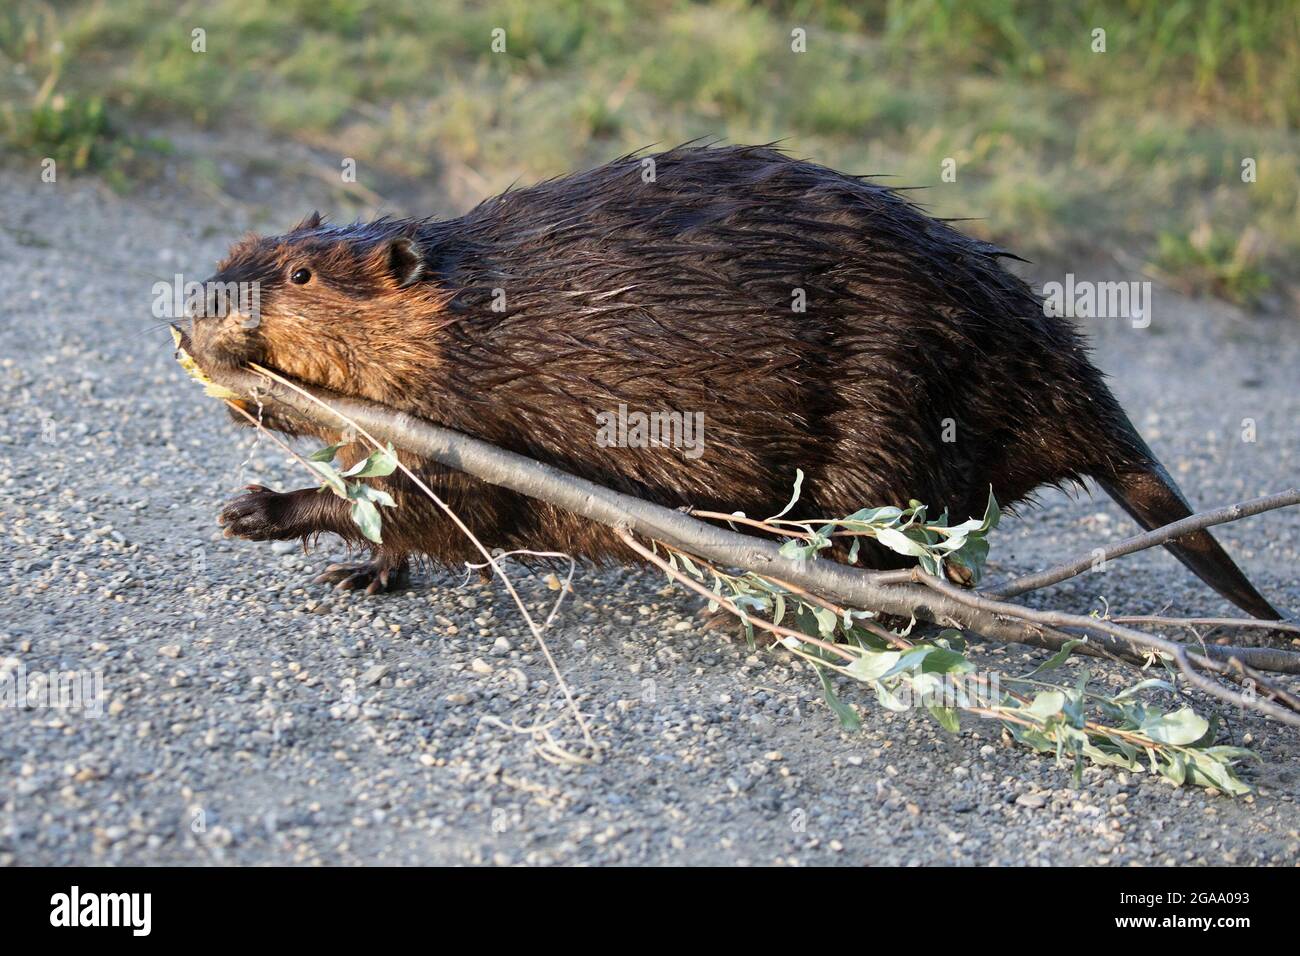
(309, 442, 345, 462)
(917, 647, 972, 675)
(872, 680, 910, 713)
(1006, 720, 1054, 753)
(1201, 745, 1261, 764)
(1184, 751, 1252, 795)
(778, 535, 827, 562)
(936, 515, 985, 538)
(842, 505, 903, 526)
(341, 443, 398, 478)
(1081, 740, 1137, 769)
(935, 629, 966, 652)
(816, 667, 861, 731)
(980, 487, 1000, 531)
(884, 645, 935, 677)
(928, 704, 960, 734)
(1113, 678, 1176, 700)
(811, 606, 838, 637)
(792, 605, 826, 640)
(741, 616, 755, 650)
(875, 526, 931, 558)
(349, 497, 384, 544)
(1140, 707, 1210, 746)
(767, 468, 804, 521)
(348, 483, 396, 508)
(369, 488, 396, 508)
(732, 593, 770, 614)
(307, 459, 348, 498)
(845, 626, 894, 651)
(1161, 752, 1187, 786)
(1020, 639, 1085, 678)
(885, 644, 971, 678)
(947, 537, 989, 584)
(845, 650, 901, 682)
(1024, 690, 1066, 720)
(1063, 669, 1090, 727)
(1101, 733, 1140, 763)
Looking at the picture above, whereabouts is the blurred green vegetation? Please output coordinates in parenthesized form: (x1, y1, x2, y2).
(2, 0, 1297, 304)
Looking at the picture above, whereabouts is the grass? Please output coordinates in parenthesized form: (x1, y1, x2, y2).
(1, 0, 1297, 304)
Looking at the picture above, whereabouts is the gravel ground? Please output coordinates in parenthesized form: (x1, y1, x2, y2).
(2, 161, 1299, 866)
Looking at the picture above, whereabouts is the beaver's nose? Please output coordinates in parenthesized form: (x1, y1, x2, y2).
(227, 308, 260, 330)
(185, 280, 261, 330)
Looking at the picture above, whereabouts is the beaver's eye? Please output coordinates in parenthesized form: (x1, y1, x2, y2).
(290, 268, 312, 285)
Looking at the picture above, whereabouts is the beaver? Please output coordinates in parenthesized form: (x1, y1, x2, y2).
(187, 143, 1281, 618)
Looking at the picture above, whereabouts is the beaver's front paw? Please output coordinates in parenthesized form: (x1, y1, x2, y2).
(218, 485, 295, 541)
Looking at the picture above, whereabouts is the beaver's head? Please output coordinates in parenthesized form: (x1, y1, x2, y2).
(188, 213, 449, 405)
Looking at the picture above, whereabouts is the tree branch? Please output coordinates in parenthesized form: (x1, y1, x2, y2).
(199, 364, 1300, 721)
(988, 489, 1300, 599)
(1112, 616, 1300, 634)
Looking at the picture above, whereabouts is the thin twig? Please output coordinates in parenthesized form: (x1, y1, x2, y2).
(989, 489, 1300, 598)
(463, 549, 577, 632)
(224, 399, 318, 475)
(687, 509, 813, 539)
(1112, 615, 1300, 635)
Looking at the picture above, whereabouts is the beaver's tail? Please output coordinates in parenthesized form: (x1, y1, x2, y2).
(1096, 460, 1282, 620)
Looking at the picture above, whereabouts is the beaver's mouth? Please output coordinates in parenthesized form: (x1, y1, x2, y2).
(171, 323, 230, 380)
(175, 317, 260, 369)
(172, 323, 246, 390)
(171, 324, 319, 434)
(174, 322, 295, 382)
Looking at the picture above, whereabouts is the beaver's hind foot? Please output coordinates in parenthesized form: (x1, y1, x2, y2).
(313, 556, 411, 595)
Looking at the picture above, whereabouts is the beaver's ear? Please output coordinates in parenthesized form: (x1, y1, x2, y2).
(381, 236, 424, 288)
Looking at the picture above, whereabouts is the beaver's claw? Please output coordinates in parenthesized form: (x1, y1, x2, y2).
(313, 559, 411, 595)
